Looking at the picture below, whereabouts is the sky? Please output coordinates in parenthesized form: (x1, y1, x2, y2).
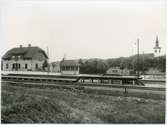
(0, 0, 167, 62)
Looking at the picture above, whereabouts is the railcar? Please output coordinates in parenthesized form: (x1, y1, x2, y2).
(1, 71, 144, 85)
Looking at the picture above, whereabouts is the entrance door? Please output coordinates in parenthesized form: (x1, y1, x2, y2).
(12, 63, 19, 71)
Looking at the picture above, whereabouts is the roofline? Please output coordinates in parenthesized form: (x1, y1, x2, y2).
(2, 46, 49, 60)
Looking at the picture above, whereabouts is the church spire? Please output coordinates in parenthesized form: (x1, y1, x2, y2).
(155, 35, 159, 47)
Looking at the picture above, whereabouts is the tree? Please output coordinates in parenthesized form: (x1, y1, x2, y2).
(42, 60, 49, 70)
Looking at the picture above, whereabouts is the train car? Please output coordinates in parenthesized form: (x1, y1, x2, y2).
(1, 70, 144, 85)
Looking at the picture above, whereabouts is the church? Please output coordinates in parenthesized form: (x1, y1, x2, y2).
(153, 35, 162, 57)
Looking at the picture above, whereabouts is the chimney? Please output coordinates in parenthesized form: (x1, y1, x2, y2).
(28, 44, 31, 47)
(20, 45, 23, 48)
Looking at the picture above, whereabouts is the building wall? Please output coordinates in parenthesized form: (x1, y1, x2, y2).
(106, 68, 122, 75)
(154, 48, 161, 57)
(106, 67, 130, 76)
(61, 70, 79, 75)
(60, 66, 80, 75)
(2, 59, 45, 71)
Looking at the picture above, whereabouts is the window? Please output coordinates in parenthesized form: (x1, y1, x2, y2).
(38, 55, 43, 61)
(35, 64, 38, 69)
(66, 66, 69, 70)
(112, 70, 118, 73)
(6, 64, 8, 69)
(155, 50, 157, 53)
(18, 64, 21, 69)
(25, 64, 28, 69)
(12, 56, 15, 59)
(12, 64, 15, 69)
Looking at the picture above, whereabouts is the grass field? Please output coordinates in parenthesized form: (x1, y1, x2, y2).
(1, 82, 165, 123)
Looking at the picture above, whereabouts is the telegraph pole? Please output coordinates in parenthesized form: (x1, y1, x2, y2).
(137, 38, 140, 79)
(47, 46, 49, 59)
(63, 53, 66, 60)
(142, 51, 144, 75)
(46, 46, 50, 72)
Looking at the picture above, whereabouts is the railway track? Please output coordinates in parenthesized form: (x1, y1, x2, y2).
(2, 79, 165, 101)
(1, 73, 165, 101)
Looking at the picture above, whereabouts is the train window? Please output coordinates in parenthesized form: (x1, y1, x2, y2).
(12, 64, 15, 69)
(18, 64, 21, 69)
(35, 64, 38, 69)
(25, 64, 28, 69)
(66, 66, 69, 70)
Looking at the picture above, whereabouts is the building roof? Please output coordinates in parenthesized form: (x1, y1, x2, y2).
(2, 46, 48, 60)
(154, 46, 161, 49)
(106, 67, 120, 73)
(60, 60, 79, 67)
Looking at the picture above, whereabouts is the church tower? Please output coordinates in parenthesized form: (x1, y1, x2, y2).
(153, 35, 161, 57)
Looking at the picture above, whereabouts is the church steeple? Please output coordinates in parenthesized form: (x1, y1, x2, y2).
(153, 35, 161, 57)
(155, 35, 159, 47)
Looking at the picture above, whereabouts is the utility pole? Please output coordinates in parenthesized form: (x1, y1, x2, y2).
(142, 51, 144, 75)
(46, 46, 49, 72)
(137, 38, 140, 79)
(63, 53, 66, 60)
(47, 46, 49, 59)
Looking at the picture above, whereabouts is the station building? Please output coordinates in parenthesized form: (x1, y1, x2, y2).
(105, 67, 131, 76)
(1, 44, 48, 71)
(60, 60, 80, 75)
